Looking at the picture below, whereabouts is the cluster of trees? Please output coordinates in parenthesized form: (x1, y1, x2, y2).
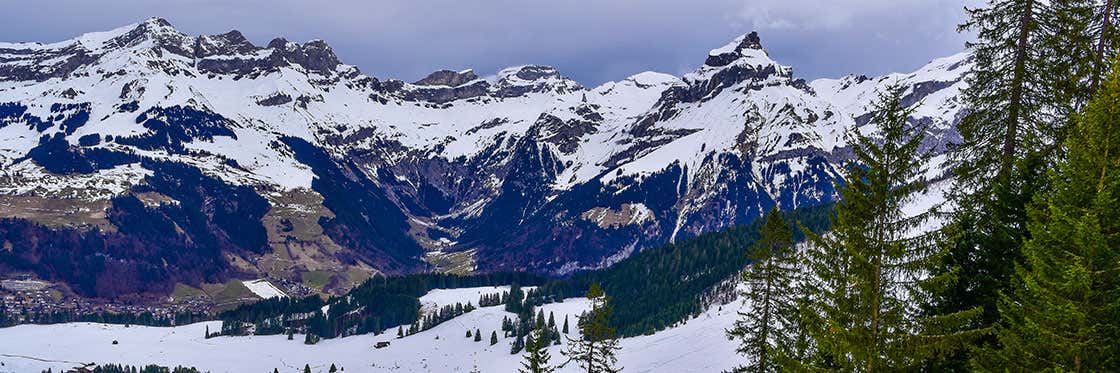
(478, 291, 506, 307)
(727, 1, 1120, 371)
(528, 204, 833, 337)
(216, 272, 544, 340)
(0, 308, 207, 328)
(514, 283, 623, 373)
(392, 301, 477, 340)
(40, 364, 205, 373)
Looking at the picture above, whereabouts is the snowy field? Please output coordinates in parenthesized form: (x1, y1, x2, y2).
(0, 286, 747, 372)
(242, 279, 288, 299)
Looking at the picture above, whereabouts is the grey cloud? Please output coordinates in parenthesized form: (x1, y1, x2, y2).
(0, 0, 975, 85)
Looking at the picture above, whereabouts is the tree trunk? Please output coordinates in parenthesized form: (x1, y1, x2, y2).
(1002, 0, 1037, 177)
(1093, 0, 1117, 93)
(759, 262, 773, 372)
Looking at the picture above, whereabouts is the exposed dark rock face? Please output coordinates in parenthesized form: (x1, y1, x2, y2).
(414, 69, 480, 86)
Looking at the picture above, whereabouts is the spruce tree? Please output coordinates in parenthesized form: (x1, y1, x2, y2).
(475, 329, 482, 342)
(972, 60, 1120, 372)
(491, 330, 499, 345)
(520, 325, 557, 373)
(563, 283, 622, 373)
(303, 364, 311, 373)
(726, 207, 807, 372)
(397, 326, 403, 339)
(562, 316, 569, 334)
(805, 86, 983, 371)
(329, 363, 338, 373)
(935, 0, 1066, 367)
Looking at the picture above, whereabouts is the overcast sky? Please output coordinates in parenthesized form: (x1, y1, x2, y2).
(2, 0, 976, 86)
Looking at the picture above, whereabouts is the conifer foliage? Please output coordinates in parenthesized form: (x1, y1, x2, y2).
(726, 208, 807, 372)
(520, 324, 557, 373)
(972, 61, 1120, 372)
(563, 283, 622, 373)
(804, 85, 980, 371)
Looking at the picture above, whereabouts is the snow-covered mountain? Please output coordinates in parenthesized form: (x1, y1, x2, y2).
(0, 18, 970, 298)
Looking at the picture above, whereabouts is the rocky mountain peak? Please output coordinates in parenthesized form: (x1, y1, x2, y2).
(413, 69, 479, 87)
(494, 65, 582, 97)
(704, 31, 763, 67)
(193, 30, 257, 58)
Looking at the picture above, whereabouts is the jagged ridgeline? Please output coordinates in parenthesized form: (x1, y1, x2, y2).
(215, 204, 832, 340)
(0, 17, 967, 301)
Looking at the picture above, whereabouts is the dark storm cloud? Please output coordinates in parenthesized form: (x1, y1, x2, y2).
(0, 0, 976, 85)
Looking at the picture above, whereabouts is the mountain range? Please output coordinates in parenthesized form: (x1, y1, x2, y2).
(0, 17, 969, 300)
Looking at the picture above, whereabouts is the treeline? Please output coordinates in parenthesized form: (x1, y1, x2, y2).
(527, 204, 834, 337)
(216, 272, 545, 340)
(40, 364, 204, 373)
(0, 307, 208, 328)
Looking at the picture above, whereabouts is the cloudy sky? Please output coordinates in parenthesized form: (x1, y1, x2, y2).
(2, 0, 976, 86)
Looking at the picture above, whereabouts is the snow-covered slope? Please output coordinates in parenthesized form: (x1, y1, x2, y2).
(0, 286, 741, 373)
(0, 18, 971, 299)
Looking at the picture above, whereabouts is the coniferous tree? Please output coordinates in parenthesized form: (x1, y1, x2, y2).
(563, 283, 622, 373)
(936, 0, 1053, 367)
(727, 207, 807, 372)
(562, 316, 569, 334)
(935, 0, 1120, 368)
(520, 325, 557, 373)
(806, 86, 983, 371)
(491, 330, 499, 345)
(512, 333, 525, 354)
(329, 363, 338, 373)
(971, 60, 1120, 372)
(397, 326, 403, 339)
(303, 364, 311, 373)
(475, 328, 482, 342)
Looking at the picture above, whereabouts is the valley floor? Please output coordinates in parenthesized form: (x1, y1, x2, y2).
(0, 286, 746, 372)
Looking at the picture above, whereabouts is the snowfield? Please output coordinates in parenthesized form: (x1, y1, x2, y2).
(242, 279, 288, 300)
(0, 286, 747, 372)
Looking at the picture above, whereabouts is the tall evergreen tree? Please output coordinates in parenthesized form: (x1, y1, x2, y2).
(563, 283, 622, 373)
(806, 86, 983, 371)
(491, 330, 499, 346)
(935, 0, 1070, 366)
(972, 60, 1120, 372)
(726, 207, 807, 372)
(520, 326, 557, 373)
